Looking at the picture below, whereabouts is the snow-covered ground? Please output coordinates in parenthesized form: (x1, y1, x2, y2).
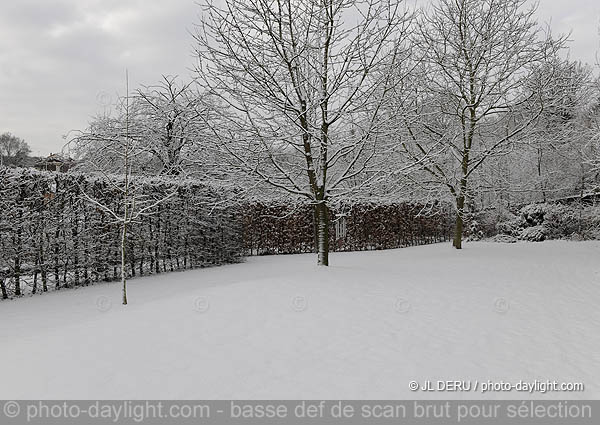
(1, 241, 599, 400)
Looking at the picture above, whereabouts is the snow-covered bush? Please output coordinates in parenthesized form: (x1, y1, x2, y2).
(580, 206, 600, 239)
(539, 204, 579, 239)
(519, 203, 546, 227)
(492, 234, 518, 243)
(463, 209, 501, 240)
(487, 205, 520, 237)
(466, 219, 485, 240)
(568, 232, 585, 241)
(496, 219, 520, 236)
(519, 225, 547, 242)
(495, 201, 600, 241)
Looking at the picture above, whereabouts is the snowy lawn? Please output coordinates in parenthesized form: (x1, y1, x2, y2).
(1, 240, 599, 400)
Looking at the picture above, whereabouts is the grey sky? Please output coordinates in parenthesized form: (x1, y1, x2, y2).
(1, 0, 599, 156)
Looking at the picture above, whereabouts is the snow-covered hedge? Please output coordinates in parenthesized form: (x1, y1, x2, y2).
(0, 168, 453, 299)
(0, 167, 243, 299)
(495, 202, 600, 241)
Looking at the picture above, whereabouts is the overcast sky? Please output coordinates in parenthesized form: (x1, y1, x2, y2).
(1, 0, 599, 156)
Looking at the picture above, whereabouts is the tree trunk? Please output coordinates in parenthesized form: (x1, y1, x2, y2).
(0, 278, 8, 300)
(14, 256, 21, 297)
(32, 270, 38, 294)
(537, 147, 546, 202)
(316, 202, 329, 266)
(453, 195, 465, 250)
(312, 207, 320, 254)
(72, 213, 80, 286)
(41, 235, 47, 292)
(121, 222, 128, 305)
(54, 227, 60, 289)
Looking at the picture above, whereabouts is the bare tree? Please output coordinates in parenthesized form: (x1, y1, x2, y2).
(134, 76, 208, 176)
(526, 60, 596, 202)
(398, 0, 564, 248)
(587, 29, 600, 187)
(468, 58, 597, 215)
(70, 72, 176, 304)
(194, 0, 413, 265)
(0, 132, 31, 167)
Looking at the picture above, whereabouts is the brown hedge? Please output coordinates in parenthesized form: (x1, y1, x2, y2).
(241, 202, 453, 255)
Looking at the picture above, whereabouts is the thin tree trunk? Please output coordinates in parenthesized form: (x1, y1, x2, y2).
(316, 202, 329, 266)
(54, 227, 60, 289)
(14, 219, 22, 297)
(155, 215, 161, 274)
(578, 171, 584, 235)
(149, 221, 155, 273)
(72, 217, 80, 286)
(537, 147, 546, 202)
(121, 222, 128, 305)
(41, 245, 48, 292)
(14, 256, 21, 297)
(122, 68, 130, 306)
(41, 231, 48, 291)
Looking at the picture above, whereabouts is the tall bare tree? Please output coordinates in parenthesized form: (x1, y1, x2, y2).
(194, 0, 413, 265)
(398, 0, 565, 248)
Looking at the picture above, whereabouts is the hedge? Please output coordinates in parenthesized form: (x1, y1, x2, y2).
(1, 167, 452, 299)
(0, 168, 243, 299)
